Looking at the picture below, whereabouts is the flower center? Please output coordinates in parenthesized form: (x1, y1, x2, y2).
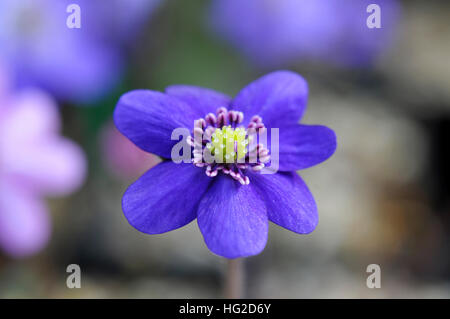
(189, 107, 270, 185)
(207, 126, 248, 163)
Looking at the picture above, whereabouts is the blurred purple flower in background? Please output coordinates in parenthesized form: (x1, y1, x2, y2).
(86, 0, 161, 44)
(210, 0, 401, 68)
(0, 0, 160, 103)
(114, 71, 336, 258)
(101, 121, 161, 180)
(0, 65, 86, 258)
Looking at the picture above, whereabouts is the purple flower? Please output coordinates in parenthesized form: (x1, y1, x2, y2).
(0, 65, 86, 257)
(0, 0, 160, 102)
(114, 71, 336, 258)
(210, 0, 401, 68)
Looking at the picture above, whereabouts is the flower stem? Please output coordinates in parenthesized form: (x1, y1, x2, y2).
(225, 258, 244, 299)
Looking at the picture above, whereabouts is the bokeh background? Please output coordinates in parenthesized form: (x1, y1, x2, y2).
(0, 0, 449, 298)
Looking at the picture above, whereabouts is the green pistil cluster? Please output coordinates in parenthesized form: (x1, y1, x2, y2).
(206, 126, 249, 163)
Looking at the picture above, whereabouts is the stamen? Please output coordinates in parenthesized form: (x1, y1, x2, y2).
(190, 107, 270, 185)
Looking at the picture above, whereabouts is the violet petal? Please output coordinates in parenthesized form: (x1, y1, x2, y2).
(122, 162, 211, 234)
(197, 175, 268, 258)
